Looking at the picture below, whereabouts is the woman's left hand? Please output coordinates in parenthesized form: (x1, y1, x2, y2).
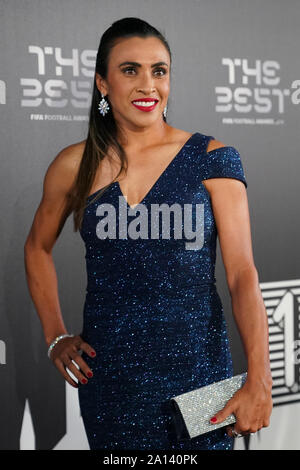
(210, 375, 273, 437)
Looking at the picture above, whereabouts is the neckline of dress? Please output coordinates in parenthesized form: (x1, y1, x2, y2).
(86, 132, 200, 209)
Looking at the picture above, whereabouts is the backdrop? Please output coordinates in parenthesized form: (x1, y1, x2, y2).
(0, 0, 299, 450)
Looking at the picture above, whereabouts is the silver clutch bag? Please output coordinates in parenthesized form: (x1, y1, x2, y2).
(169, 372, 247, 441)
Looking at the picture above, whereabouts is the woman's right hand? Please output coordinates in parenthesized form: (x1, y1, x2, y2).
(49, 334, 96, 388)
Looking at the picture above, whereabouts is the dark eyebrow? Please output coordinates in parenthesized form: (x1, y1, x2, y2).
(118, 61, 169, 68)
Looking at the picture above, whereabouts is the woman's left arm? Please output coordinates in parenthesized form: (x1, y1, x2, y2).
(202, 174, 273, 436)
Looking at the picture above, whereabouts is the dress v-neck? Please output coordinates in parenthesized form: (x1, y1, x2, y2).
(86, 132, 199, 210)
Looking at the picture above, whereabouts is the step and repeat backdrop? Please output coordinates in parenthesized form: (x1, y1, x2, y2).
(0, 0, 299, 450)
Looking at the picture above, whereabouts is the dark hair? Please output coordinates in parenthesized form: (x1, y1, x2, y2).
(68, 17, 172, 232)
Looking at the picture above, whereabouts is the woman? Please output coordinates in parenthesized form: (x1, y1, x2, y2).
(24, 17, 273, 450)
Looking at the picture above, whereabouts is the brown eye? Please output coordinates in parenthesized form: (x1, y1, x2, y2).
(122, 67, 136, 74)
(122, 67, 167, 76)
(154, 68, 167, 76)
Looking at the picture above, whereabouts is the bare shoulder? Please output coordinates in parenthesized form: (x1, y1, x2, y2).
(43, 139, 87, 201)
(170, 127, 194, 143)
(54, 139, 86, 168)
(207, 138, 227, 153)
(24, 139, 88, 249)
(172, 129, 227, 151)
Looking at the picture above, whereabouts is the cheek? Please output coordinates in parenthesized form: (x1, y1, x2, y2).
(107, 80, 130, 104)
(159, 81, 170, 97)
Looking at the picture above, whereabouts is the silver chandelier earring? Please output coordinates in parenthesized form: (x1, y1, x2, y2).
(163, 105, 168, 118)
(98, 92, 110, 116)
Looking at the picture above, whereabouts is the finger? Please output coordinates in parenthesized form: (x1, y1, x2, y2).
(65, 359, 89, 384)
(60, 353, 89, 384)
(234, 417, 253, 435)
(226, 425, 237, 437)
(228, 417, 251, 436)
(227, 425, 238, 437)
(248, 421, 262, 434)
(227, 425, 248, 437)
(74, 336, 96, 358)
(247, 418, 263, 434)
(69, 350, 94, 379)
(225, 425, 234, 437)
(210, 401, 234, 424)
(54, 358, 79, 388)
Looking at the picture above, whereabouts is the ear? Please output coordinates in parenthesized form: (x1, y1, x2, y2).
(95, 73, 107, 95)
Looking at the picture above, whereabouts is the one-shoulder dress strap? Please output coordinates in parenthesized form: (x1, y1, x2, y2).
(199, 135, 248, 189)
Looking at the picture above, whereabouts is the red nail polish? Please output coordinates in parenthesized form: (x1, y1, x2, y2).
(82, 378, 87, 384)
(211, 417, 217, 423)
(87, 372, 93, 378)
(91, 351, 96, 357)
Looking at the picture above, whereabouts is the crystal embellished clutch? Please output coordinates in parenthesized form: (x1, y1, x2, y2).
(169, 372, 247, 441)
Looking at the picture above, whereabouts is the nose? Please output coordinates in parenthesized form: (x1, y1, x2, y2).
(136, 69, 156, 94)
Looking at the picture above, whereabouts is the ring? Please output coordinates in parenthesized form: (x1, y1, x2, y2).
(231, 429, 244, 438)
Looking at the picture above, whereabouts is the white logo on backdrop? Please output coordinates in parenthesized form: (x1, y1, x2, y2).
(215, 58, 300, 125)
(260, 279, 300, 405)
(20, 45, 98, 121)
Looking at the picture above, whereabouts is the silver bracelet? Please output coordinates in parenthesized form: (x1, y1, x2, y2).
(47, 334, 74, 359)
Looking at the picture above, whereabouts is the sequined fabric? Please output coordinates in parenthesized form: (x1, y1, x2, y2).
(78, 132, 248, 450)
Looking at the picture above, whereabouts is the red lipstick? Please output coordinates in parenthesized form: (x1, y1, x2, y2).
(131, 98, 159, 112)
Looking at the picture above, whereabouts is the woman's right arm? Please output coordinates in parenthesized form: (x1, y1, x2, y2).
(24, 142, 96, 388)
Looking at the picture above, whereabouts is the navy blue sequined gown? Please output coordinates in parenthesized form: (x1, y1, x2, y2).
(78, 132, 248, 450)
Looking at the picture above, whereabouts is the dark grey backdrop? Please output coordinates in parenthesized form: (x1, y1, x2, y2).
(0, 0, 299, 450)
